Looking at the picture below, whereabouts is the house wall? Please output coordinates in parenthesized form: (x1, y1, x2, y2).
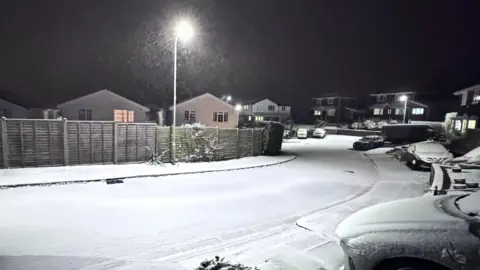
(57, 90, 148, 122)
(0, 98, 30, 118)
(252, 99, 279, 114)
(174, 94, 239, 128)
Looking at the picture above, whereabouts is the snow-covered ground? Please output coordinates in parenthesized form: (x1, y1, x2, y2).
(0, 135, 428, 270)
(0, 155, 295, 187)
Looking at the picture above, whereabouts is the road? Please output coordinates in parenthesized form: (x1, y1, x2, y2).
(0, 136, 392, 269)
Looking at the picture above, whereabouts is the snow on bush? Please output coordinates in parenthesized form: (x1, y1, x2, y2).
(196, 256, 258, 270)
(377, 120, 388, 129)
(363, 120, 377, 130)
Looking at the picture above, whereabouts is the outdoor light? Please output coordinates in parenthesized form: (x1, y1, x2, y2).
(235, 104, 242, 111)
(399, 95, 408, 124)
(226, 95, 232, 102)
(172, 19, 195, 165)
(174, 20, 194, 42)
(475, 96, 480, 101)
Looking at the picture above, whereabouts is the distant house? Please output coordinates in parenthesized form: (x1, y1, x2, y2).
(57, 89, 150, 122)
(170, 92, 239, 128)
(452, 84, 479, 131)
(311, 96, 360, 124)
(30, 108, 62, 119)
(239, 99, 292, 126)
(367, 91, 429, 122)
(0, 96, 30, 118)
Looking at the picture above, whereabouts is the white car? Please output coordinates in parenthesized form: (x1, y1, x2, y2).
(296, 128, 308, 139)
(336, 191, 480, 270)
(312, 128, 326, 138)
(405, 141, 453, 170)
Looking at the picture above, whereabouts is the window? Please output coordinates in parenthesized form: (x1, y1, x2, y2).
(184, 110, 196, 121)
(114, 109, 134, 122)
(327, 98, 334, 104)
(213, 112, 229, 122)
(387, 109, 391, 114)
(248, 116, 252, 121)
(454, 120, 462, 131)
(412, 108, 424, 115)
(327, 109, 336, 116)
(267, 105, 275, 111)
(314, 110, 322, 116)
(281, 106, 286, 111)
(373, 108, 383, 115)
(1, 109, 12, 118)
(78, 109, 92, 120)
(243, 105, 249, 110)
(468, 120, 476, 129)
(255, 116, 264, 121)
(461, 93, 467, 106)
(376, 95, 386, 102)
(395, 108, 404, 115)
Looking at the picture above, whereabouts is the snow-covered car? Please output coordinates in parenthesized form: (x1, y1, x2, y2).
(312, 128, 326, 138)
(336, 191, 480, 270)
(353, 135, 384, 150)
(450, 145, 480, 164)
(405, 141, 453, 170)
(296, 128, 308, 139)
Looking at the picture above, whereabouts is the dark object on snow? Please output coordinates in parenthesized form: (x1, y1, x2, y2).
(353, 135, 384, 150)
(106, 179, 124, 185)
(344, 170, 354, 173)
(196, 256, 258, 270)
(381, 124, 441, 144)
(262, 122, 284, 155)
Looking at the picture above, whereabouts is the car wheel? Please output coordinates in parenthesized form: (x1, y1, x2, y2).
(376, 258, 451, 270)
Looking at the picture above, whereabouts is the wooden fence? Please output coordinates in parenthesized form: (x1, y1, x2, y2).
(0, 118, 264, 168)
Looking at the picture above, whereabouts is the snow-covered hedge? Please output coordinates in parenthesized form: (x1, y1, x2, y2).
(196, 256, 258, 270)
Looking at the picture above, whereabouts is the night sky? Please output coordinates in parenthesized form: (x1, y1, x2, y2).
(1, 0, 479, 119)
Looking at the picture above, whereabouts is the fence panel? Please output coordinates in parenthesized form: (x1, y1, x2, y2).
(0, 119, 3, 167)
(218, 128, 238, 160)
(6, 120, 22, 167)
(252, 129, 263, 155)
(238, 128, 254, 157)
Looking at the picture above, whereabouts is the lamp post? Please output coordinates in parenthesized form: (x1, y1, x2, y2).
(172, 20, 194, 164)
(399, 95, 408, 124)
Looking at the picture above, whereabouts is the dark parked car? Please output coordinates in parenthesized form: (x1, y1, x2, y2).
(353, 135, 384, 150)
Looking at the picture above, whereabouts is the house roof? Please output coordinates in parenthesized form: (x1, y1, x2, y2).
(56, 89, 150, 111)
(453, 84, 480, 95)
(312, 105, 337, 111)
(368, 103, 390, 109)
(312, 96, 355, 99)
(168, 92, 235, 110)
(345, 107, 366, 113)
(0, 91, 31, 108)
(369, 91, 414, 96)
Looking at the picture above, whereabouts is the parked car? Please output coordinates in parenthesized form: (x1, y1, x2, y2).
(312, 128, 326, 138)
(336, 191, 480, 270)
(296, 128, 308, 139)
(353, 135, 384, 150)
(405, 141, 453, 170)
(450, 145, 480, 164)
(381, 124, 441, 144)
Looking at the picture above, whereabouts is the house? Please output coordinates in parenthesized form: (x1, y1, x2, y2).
(0, 96, 30, 118)
(451, 84, 480, 132)
(311, 96, 360, 124)
(56, 89, 150, 122)
(239, 98, 292, 126)
(170, 92, 239, 128)
(30, 108, 62, 119)
(367, 91, 429, 122)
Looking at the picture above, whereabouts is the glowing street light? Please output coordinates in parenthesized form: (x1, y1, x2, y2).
(172, 20, 194, 164)
(226, 95, 232, 102)
(398, 95, 408, 124)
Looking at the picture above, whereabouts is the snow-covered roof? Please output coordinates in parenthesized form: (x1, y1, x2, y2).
(453, 84, 480, 95)
(57, 89, 150, 111)
(368, 103, 390, 109)
(169, 92, 234, 110)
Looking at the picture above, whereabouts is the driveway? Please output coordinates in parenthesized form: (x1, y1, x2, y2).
(0, 136, 420, 269)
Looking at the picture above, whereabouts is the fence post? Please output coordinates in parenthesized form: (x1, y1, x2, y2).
(236, 128, 240, 158)
(216, 126, 220, 160)
(63, 118, 68, 166)
(1, 117, 8, 168)
(113, 121, 118, 164)
(251, 128, 254, 156)
(20, 120, 24, 167)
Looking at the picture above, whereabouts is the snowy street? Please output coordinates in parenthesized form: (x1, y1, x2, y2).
(0, 135, 428, 270)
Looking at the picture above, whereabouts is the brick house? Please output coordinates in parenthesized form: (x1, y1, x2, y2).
(367, 91, 429, 122)
(311, 96, 360, 124)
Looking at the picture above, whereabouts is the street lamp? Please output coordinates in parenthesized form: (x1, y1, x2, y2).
(398, 95, 408, 124)
(226, 95, 232, 103)
(172, 20, 194, 164)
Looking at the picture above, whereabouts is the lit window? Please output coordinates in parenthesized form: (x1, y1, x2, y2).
(248, 116, 252, 121)
(243, 105, 248, 109)
(387, 109, 392, 114)
(412, 108, 424, 115)
(184, 110, 196, 121)
(328, 109, 336, 116)
(78, 109, 92, 120)
(461, 94, 467, 106)
(314, 110, 322, 116)
(468, 120, 476, 129)
(373, 108, 383, 115)
(395, 109, 404, 115)
(255, 116, 264, 121)
(473, 90, 480, 104)
(454, 120, 462, 131)
(114, 110, 134, 122)
(213, 112, 228, 122)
